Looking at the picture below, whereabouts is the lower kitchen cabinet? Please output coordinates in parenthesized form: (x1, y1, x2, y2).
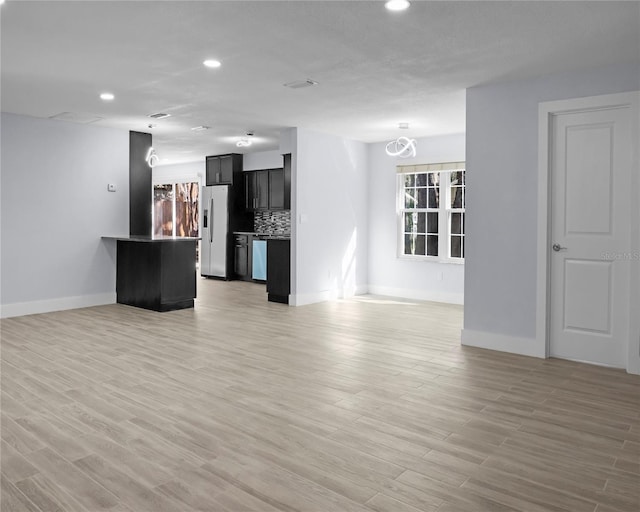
(266, 239, 290, 304)
(233, 234, 251, 280)
(116, 238, 197, 312)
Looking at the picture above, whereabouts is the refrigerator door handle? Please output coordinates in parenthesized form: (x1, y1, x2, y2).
(210, 199, 214, 242)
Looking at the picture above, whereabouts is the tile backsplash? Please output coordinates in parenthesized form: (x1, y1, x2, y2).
(254, 210, 291, 235)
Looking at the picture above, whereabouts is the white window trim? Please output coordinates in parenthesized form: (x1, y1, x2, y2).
(396, 164, 465, 264)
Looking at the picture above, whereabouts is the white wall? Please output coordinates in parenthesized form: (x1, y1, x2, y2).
(292, 128, 368, 305)
(367, 134, 465, 304)
(463, 62, 640, 356)
(152, 160, 203, 185)
(0, 113, 129, 317)
(243, 150, 283, 171)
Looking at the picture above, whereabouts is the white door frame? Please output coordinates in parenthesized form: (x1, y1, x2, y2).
(536, 91, 640, 374)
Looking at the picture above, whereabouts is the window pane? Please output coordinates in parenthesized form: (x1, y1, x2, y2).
(451, 235, 462, 258)
(417, 187, 427, 208)
(416, 173, 427, 186)
(404, 212, 417, 233)
(451, 187, 463, 208)
(427, 212, 438, 233)
(451, 212, 463, 234)
(404, 188, 417, 209)
(428, 187, 439, 208)
(428, 172, 439, 187)
(404, 234, 426, 255)
(427, 235, 438, 256)
(174, 182, 199, 237)
(416, 212, 426, 233)
(404, 174, 415, 187)
(153, 184, 174, 236)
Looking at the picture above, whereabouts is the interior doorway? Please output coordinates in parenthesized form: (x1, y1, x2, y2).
(537, 92, 640, 374)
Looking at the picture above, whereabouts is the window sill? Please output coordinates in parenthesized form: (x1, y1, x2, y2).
(398, 255, 465, 265)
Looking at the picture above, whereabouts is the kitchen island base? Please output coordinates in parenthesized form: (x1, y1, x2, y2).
(115, 238, 197, 312)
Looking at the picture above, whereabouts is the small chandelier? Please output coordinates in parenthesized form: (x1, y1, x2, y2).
(145, 147, 159, 167)
(237, 131, 255, 148)
(385, 136, 417, 158)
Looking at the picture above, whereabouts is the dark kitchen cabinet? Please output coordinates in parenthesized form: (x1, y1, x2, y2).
(269, 168, 285, 210)
(245, 170, 269, 211)
(206, 153, 242, 185)
(267, 239, 290, 304)
(282, 153, 292, 210)
(233, 234, 252, 280)
(116, 239, 197, 312)
(244, 167, 288, 211)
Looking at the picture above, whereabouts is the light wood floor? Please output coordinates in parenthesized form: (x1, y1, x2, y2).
(1, 280, 639, 512)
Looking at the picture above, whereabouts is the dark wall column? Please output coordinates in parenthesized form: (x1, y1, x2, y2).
(129, 131, 152, 236)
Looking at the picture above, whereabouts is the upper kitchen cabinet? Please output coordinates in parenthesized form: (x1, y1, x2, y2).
(206, 153, 242, 186)
(282, 153, 291, 210)
(268, 168, 285, 210)
(244, 156, 291, 211)
(245, 170, 269, 211)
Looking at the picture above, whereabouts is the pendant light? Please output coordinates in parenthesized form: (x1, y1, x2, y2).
(386, 123, 417, 158)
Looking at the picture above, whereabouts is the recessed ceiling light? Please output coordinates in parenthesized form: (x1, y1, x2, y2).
(100, 92, 114, 101)
(398, 122, 410, 129)
(385, 0, 410, 12)
(148, 112, 171, 120)
(203, 59, 221, 69)
(191, 125, 210, 131)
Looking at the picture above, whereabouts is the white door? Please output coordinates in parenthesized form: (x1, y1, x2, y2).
(549, 106, 632, 367)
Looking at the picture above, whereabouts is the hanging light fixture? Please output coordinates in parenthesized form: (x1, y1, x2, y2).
(146, 147, 159, 167)
(385, 137, 417, 158)
(386, 123, 416, 158)
(236, 131, 254, 148)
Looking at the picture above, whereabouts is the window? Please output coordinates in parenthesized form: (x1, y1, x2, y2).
(398, 162, 465, 262)
(153, 182, 200, 237)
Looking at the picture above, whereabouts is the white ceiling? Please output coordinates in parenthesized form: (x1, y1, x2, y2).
(2, 1, 638, 165)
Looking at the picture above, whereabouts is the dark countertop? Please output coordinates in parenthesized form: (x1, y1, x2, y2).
(102, 235, 201, 242)
(233, 231, 290, 240)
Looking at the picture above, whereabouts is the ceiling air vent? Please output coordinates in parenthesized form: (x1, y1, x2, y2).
(49, 112, 103, 124)
(283, 79, 318, 89)
(148, 112, 171, 120)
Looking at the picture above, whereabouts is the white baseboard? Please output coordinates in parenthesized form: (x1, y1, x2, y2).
(461, 328, 545, 358)
(289, 285, 368, 307)
(0, 293, 116, 319)
(367, 285, 463, 305)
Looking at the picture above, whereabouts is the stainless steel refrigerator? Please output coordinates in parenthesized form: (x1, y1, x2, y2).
(200, 185, 229, 278)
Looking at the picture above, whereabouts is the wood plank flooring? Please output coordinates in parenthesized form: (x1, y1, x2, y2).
(1, 279, 639, 511)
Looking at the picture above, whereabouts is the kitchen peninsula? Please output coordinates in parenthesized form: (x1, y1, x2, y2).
(103, 235, 198, 312)
(102, 131, 199, 312)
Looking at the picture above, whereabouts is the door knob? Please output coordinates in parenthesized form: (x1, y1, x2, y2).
(552, 243, 567, 252)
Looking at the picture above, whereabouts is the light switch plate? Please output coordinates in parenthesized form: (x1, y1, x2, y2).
(107, 183, 117, 192)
